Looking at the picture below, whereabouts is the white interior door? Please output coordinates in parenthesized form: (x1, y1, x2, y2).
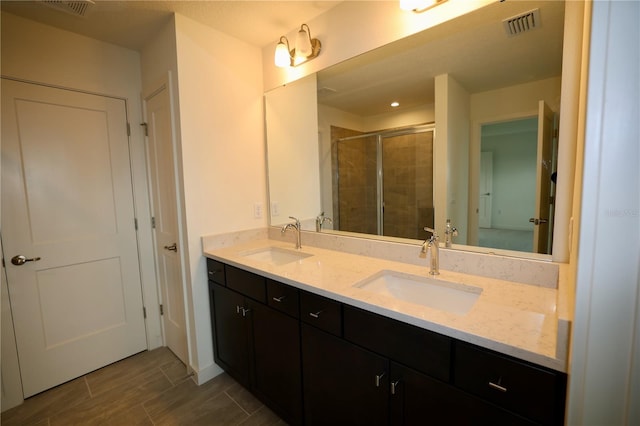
(1, 79, 147, 397)
(479, 151, 493, 228)
(532, 100, 555, 254)
(144, 81, 188, 364)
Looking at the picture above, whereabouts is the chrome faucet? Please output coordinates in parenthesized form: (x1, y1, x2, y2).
(421, 226, 440, 275)
(281, 216, 302, 249)
(444, 219, 458, 248)
(315, 212, 333, 232)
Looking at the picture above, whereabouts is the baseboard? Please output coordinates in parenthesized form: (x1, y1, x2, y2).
(191, 361, 225, 385)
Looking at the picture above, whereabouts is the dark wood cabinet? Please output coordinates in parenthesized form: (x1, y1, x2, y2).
(299, 290, 342, 336)
(250, 300, 303, 424)
(209, 283, 250, 387)
(207, 259, 567, 426)
(454, 342, 566, 425)
(209, 268, 303, 424)
(302, 323, 389, 426)
(344, 305, 451, 382)
(389, 362, 536, 426)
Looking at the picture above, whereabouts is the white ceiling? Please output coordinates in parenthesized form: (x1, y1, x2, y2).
(1, 0, 342, 50)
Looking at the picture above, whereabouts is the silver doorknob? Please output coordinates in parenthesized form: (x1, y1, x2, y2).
(11, 255, 41, 266)
(164, 243, 177, 252)
(529, 218, 548, 225)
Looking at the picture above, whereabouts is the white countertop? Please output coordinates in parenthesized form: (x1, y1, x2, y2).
(204, 237, 568, 372)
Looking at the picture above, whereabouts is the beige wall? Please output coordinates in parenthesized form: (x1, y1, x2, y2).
(261, 0, 495, 91)
(169, 13, 266, 383)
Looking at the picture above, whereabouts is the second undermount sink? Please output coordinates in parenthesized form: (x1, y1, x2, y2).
(239, 246, 313, 266)
(354, 270, 482, 315)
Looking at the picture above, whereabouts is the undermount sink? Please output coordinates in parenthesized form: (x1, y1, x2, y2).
(239, 246, 313, 266)
(354, 270, 482, 315)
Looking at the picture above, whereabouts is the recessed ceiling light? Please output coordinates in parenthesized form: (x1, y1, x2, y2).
(391, 101, 400, 108)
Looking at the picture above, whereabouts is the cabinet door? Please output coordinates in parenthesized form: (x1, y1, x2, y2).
(389, 362, 536, 426)
(302, 323, 388, 425)
(210, 283, 250, 386)
(250, 300, 303, 425)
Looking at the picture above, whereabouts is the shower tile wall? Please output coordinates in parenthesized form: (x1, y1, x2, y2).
(331, 126, 377, 234)
(383, 132, 434, 239)
(332, 126, 434, 240)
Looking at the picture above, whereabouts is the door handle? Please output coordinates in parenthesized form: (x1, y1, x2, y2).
(11, 255, 41, 266)
(164, 243, 177, 252)
(529, 218, 548, 225)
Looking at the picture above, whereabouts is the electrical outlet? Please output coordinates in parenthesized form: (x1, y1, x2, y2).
(271, 201, 280, 217)
(253, 202, 263, 219)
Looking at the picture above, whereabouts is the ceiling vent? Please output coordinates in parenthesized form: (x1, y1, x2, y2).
(40, 0, 95, 18)
(503, 8, 541, 37)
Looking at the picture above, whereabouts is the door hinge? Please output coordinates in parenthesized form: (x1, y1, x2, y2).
(160, 304, 164, 315)
(143, 307, 147, 319)
(140, 122, 148, 137)
(134, 218, 138, 230)
(127, 122, 131, 136)
(151, 216, 156, 229)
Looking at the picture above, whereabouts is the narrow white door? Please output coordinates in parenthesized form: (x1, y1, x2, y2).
(479, 151, 493, 228)
(1, 79, 147, 397)
(144, 82, 188, 364)
(532, 100, 555, 254)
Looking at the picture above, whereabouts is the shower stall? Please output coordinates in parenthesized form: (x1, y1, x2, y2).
(331, 124, 435, 240)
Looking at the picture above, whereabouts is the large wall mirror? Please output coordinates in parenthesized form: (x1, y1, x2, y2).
(265, 0, 577, 259)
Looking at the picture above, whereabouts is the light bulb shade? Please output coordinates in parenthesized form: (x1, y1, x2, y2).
(295, 25, 313, 58)
(274, 40, 291, 67)
(399, 0, 420, 10)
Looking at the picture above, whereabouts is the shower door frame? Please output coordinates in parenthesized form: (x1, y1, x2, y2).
(336, 123, 435, 237)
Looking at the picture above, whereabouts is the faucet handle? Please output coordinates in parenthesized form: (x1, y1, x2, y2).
(424, 226, 438, 238)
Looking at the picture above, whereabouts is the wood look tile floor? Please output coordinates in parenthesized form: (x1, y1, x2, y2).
(1, 347, 287, 426)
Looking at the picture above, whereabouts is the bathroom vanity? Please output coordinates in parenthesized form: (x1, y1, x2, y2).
(204, 233, 568, 425)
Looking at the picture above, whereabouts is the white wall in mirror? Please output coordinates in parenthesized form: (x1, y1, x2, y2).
(435, 74, 470, 244)
(265, 74, 320, 227)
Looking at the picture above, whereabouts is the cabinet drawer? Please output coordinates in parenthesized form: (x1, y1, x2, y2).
(300, 291, 342, 336)
(344, 306, 451, 382)
(266, 279, 299, 318)
(454, 342, 565, 425)
(226, 266, 266, 303)
(206, 258, 226, 285)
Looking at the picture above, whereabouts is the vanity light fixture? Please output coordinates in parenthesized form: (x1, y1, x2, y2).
(400, 0, 447, 13)
(274, 24, 322, 68)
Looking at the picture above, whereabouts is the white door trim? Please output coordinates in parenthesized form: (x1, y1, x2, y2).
(142, 72, 192, 371)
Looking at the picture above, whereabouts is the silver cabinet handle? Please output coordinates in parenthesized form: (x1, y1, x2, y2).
(375, 372, 386, 387)
(272, 296, 287, 303)
(235, 305, 251, 317)
(391, 380, 400, 395)
(488, 381, 508, 392)
(309, 311, 322, 318)
(11, 255, 41, 266)
(164, 243, 177, 252)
